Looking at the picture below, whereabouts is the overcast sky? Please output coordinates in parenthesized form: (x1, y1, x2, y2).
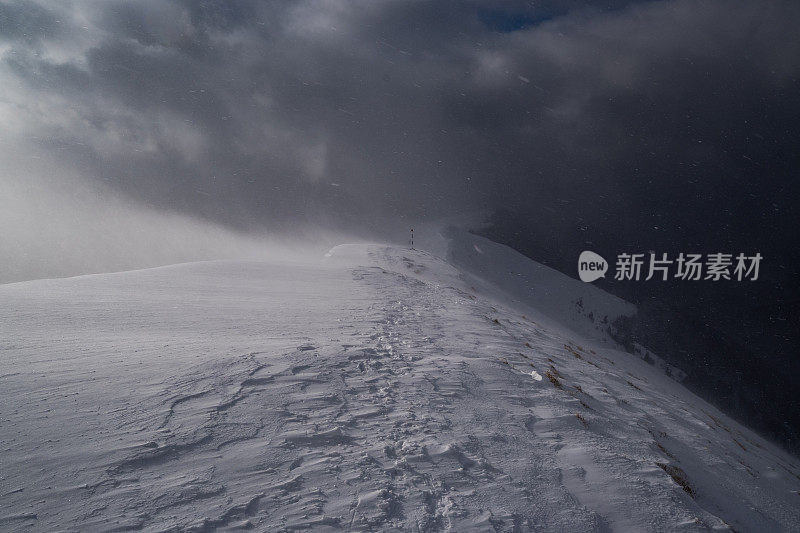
(1, 0, 799, 282)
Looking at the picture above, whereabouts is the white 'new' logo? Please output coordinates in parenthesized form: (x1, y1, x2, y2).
(578, 251, 608, 282)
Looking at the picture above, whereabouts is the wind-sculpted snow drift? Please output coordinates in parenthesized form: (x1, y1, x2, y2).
(1, 233, 799, 531)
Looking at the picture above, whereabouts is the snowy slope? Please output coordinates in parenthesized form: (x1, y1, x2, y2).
(441, 228, 687, 382)
(442, 227, 636, 345)
(1, 240, 799, 532)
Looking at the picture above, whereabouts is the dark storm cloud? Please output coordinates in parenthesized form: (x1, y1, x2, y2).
(0, 0, 63, 43)
(1, 0, 799, 239)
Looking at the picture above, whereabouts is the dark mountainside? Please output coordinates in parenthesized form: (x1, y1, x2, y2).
(475, 212, 800, 455)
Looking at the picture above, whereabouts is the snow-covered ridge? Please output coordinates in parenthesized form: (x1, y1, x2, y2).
(442, 227, 636, 342)
(1, 241, 798, 531)
(441, 228, 687, 382)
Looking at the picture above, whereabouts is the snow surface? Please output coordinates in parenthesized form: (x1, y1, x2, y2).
(1, 233, 799, 531)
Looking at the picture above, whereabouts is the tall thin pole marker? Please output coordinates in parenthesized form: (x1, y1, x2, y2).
(411, 228, 414, 250)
